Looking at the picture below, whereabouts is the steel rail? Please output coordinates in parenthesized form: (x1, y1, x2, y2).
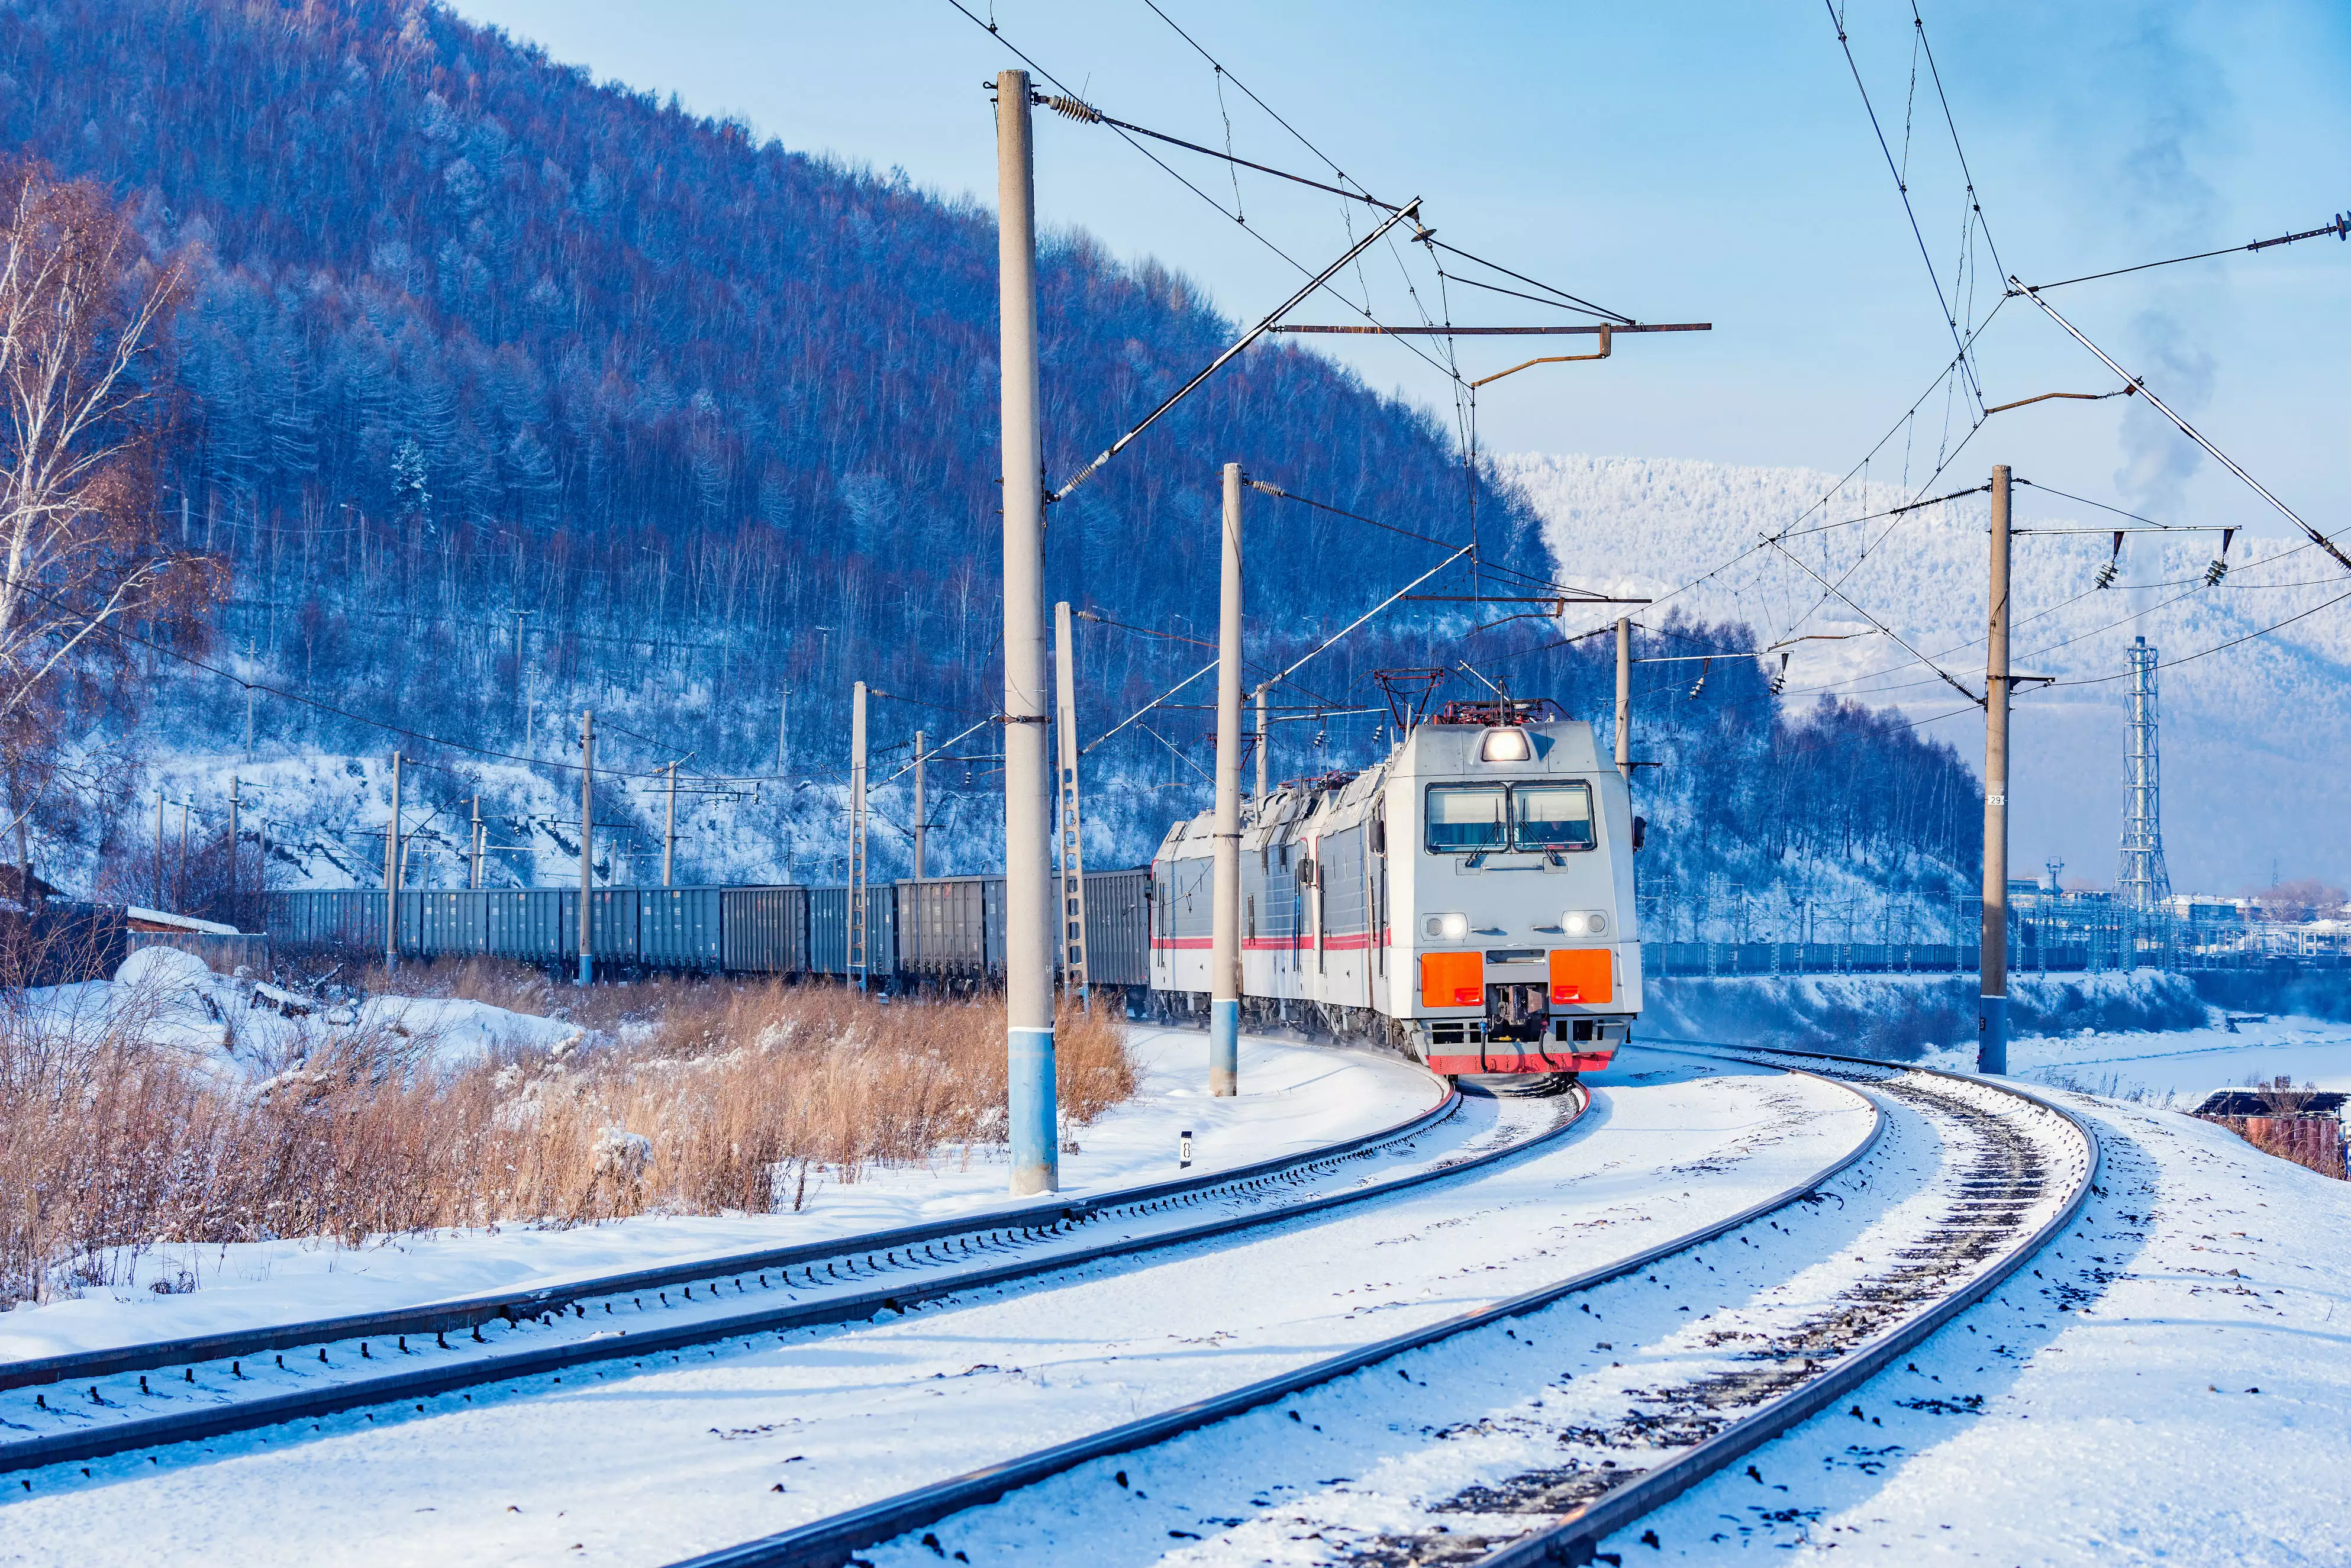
(0, 1057, 1461, 1398)
(1471, 1044, 2100, 1567)
(663, 1064, 1882, 1568)
(0, 1064, 1594, 1477)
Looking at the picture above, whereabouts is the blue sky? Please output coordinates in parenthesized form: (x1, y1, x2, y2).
(454, 0, 2349, 545)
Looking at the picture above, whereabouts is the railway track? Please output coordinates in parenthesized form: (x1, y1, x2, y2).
(671, 1048, 2091, 1568)
(0, 1063, 1592, 1479)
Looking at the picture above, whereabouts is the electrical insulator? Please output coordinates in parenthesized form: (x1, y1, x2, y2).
(2094, 561, 2118, 590)
(2204, 558, 2229, 587)
(1769, 651, 1790, 696)
(1688, 673, 1707, 699)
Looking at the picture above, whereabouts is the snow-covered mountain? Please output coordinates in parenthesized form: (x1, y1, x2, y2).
(1503, 451, 2351, 892)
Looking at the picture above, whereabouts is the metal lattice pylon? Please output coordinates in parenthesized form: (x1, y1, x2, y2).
(2117, 636, 2172, 913)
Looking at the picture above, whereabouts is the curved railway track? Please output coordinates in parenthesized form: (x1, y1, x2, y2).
(0, 1063, 1594, 1479)
(668, 1048, 2091, 1568)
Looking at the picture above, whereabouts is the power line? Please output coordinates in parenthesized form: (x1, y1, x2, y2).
(2047, 586, 2351, 689)
(1824, 0, 1985, 409)
(2018, 213, 2350, 293)
(946, 2, 1462, 389)
(2009, 279, 2351, 576)
(1905, 0, 2009, 283)
(1129, 0, 1637, 327)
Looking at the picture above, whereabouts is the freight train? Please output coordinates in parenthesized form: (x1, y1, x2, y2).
(1149, 698, 1642, 1081)
(261, 701, 1640, 1085)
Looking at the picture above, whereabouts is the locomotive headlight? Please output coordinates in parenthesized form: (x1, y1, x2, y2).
(1560, 909, 1608, 937)
(1479, 727, 1532, 762)
(1422, 911, 1471, 940)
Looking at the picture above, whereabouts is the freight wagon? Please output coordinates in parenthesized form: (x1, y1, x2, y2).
(261, 870, 1152, 988)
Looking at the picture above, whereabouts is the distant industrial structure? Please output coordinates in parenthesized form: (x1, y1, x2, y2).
(2117, 635, 2172, 912)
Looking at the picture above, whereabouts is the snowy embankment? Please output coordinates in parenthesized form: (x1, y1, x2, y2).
(0, 1028, 1432, 1365)
(1649, 966, 2351, 1102)
(1647, 967, 2211, 1059)
(1608, 1086, 2351, 1563)
(19, 946, 580, 1082)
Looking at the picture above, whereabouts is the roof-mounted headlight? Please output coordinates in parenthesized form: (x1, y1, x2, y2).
(1479, 727, 1532, 762)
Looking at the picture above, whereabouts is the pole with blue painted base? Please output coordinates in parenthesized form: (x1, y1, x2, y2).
(996, 70, 1057, 1193)
(1210, 462, 1243, 1097)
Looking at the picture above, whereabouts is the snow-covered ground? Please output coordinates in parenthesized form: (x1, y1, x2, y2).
(15, 946, 579, 1083)
(1917, 1012, 2351, 1103)
(0, 1052, 1871, 1566)
(0, 1028, 1434, 1364)
(1602, 1083, 2351, 1564)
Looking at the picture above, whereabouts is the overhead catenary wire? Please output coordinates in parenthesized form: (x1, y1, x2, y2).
(1048, 197, 1424, 504)
(2017, 213, 2350, 293)
(1129, 0, 1636, 327)
(1824, 0, 1986, 409)
(947, 3, 1462, 389)
(2008, 279, 2351, 576)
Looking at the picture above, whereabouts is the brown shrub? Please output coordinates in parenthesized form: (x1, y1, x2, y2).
(0, 976, 1130, 1306)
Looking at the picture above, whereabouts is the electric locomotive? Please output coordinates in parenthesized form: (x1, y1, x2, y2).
(1149, 698, 1641, 1080)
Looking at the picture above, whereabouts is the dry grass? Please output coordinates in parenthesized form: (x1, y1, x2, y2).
(0, 970, 1131, 1306)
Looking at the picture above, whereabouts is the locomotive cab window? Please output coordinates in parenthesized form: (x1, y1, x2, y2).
(1424, 785, 1508, 853)
(1513, 783, 1595, 850)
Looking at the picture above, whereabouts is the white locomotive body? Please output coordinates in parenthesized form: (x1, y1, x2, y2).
(1149, 701, 1641, 1078)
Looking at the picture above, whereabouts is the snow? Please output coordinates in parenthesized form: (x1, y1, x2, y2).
(1597, 1083, 2351, 1563)
(1918, 1012, 2351, 1102)
(0, 1051, 1872, 1566)
(10, 956, 579, 1085)
(124, 907, 243, 934)
(0, 1028, 1433, 1364)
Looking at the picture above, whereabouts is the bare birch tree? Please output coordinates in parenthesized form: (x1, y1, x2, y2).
(0, 164, 212, 857)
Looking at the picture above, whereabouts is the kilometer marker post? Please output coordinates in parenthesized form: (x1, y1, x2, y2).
(1210, 461, 1244, 1097)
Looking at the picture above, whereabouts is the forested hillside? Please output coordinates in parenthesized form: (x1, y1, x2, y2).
(7, 0, 1981, 924)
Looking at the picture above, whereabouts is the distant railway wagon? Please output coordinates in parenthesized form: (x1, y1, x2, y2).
(1151, 698, 1642, 1082)
(262, 870, 1153, 987)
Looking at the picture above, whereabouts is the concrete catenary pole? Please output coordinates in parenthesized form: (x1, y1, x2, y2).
(578, 711, 594, 986)
(778, 683, 791, 777)
(227, 776, 240, 905)
(469, 793, 482, 889)
(177, 800, 188, 911)
(663, 761, 678, 888)
(849, 680, 868, 992)
(1615, 616, 1633, 780)
(1979, 464, 2012, 1073)
(154, 790, 163, 909)
(1210, 461, 1244, 1098)
(1255, 685, 1269, 799)
(243, 640, 256, 761)
(383, 751, 401, 973)
(998, 69, 1057, 1194)
(912, 730, 927, 880)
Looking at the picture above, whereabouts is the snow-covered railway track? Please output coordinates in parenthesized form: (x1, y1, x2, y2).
(694, 1053, 2088, 1568)
(0, 1073, 1592, 1479)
